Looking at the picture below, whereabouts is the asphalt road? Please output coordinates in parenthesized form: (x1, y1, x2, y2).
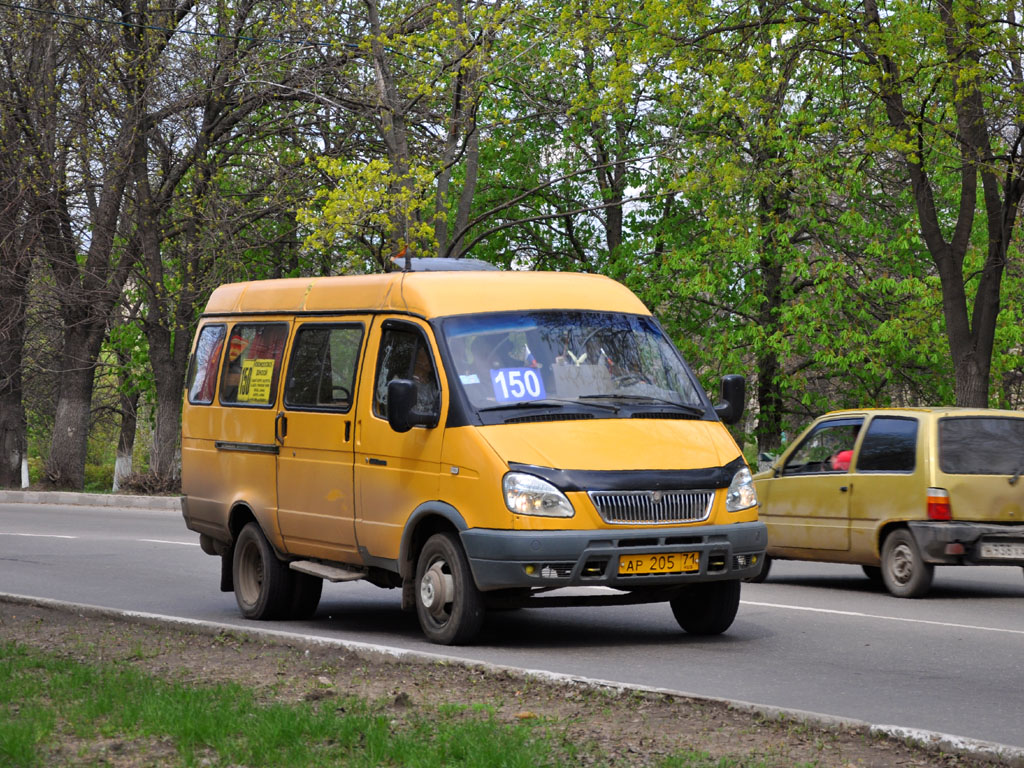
(2, 499, 1023, 750)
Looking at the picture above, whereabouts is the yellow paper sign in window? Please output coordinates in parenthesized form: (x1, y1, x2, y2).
(237, 358, 276, 403)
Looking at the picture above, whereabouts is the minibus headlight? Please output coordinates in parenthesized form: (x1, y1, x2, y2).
(726, 466, 757, 512)
(502, 473, 575, 518)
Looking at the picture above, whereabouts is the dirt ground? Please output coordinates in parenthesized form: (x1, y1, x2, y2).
(0, 598, 1016, 768)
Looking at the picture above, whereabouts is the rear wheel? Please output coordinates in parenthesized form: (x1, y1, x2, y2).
(669, 580, 741, 635)
(233, 522, 291, 619)
(414, 532, 485, 645)
(881, 529, 933, 598)
(288, 572, 323, 620)
(861, 565, 884, 587)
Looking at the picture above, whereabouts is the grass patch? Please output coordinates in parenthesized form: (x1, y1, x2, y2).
(0, 640, 798, 767)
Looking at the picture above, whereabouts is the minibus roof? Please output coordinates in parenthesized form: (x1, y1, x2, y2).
(202, 270, 651, 318)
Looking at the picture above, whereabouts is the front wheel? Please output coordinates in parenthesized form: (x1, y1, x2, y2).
(881, 529, 933, 598)
(414, 532, 485, 645)
(233, 522, 291, 619)
(669, 580, 741, 635)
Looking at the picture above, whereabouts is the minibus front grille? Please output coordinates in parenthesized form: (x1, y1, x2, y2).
(589, 489, 714, 525)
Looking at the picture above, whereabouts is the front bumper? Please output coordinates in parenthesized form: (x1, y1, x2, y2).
(908, 521, 1024, 565)
(460, 521, 767, 590)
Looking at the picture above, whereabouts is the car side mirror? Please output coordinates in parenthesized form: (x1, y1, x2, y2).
(714, 374, 745, 426)
(387, 379, 434, 433)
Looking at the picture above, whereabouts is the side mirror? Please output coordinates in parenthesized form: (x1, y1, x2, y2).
(387, 379, 434, 433)
(714, 374, 745, 426)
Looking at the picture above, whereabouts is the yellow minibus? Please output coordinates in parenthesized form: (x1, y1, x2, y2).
(181, 260, 765, 644)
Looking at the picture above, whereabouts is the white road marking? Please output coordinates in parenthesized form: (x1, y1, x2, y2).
(139, 539, 200, 546)
(0, 532, 77, 539)
(742, 599, 1024, 635)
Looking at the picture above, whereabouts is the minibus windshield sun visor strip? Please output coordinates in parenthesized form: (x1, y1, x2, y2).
(507, 456, 745, 493)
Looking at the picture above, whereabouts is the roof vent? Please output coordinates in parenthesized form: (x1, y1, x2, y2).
(391, 256, 498, 272)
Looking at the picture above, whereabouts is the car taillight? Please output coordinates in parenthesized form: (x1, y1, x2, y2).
(927, 487, 951, 520)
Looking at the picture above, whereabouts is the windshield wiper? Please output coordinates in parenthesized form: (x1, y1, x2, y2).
(1010, 459, 1024, 486)
(578, 394, 705, 416)
(478, 398, 618, 413)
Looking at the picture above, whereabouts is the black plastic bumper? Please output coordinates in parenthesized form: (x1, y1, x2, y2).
(460, 521, 767, 590)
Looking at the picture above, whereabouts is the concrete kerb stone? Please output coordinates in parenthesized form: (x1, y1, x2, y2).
(1, 592, 1022, 767)
(0, 490, 181, 512)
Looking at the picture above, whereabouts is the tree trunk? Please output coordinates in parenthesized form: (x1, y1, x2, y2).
(147, 324, 185, 486)
(0, 390, 26, 489)
(754, 247, 786, 456)
(112, 388, 139, 492)
(0, 219, 31, 490)
(45, 328, 101, 489)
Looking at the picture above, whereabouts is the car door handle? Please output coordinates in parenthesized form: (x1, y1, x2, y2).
(366, 457, 387, 466)
(839, 485, 849, 493)
(274, 412, 288, 443)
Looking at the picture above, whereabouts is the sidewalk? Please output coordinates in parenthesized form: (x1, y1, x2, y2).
(0, 489, 181, 511)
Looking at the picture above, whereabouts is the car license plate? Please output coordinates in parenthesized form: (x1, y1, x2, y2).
(618, 552, 699, 575)
(979, 541, 1024, 560)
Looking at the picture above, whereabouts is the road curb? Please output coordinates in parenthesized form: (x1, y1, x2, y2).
(1, 592, 1022, 766)
(0, 490, 181, 511)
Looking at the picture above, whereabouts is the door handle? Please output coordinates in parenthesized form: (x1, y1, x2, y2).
(839, 485, 849, 493)
(275, 412, 288, 443)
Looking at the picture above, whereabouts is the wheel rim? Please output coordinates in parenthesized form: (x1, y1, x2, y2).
(237, 539, 264, 607)
(889, 542, 914, 585)
(419, 558, 455, 623)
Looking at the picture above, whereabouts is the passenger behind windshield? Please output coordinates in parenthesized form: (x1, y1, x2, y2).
(442, 311, 705, 414)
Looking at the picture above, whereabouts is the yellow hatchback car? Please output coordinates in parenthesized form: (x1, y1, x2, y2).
(753, 408, 1024, 597)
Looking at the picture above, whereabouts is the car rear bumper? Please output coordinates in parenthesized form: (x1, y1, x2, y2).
(908, 521, 1024, 565)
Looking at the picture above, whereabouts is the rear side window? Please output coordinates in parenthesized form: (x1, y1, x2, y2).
(939, 417, 1024, 475)
(857, 416, 917, 472)
(186, 324, 226, 404)
(219, 323, 288, 407)
(284, 324, 363, 411)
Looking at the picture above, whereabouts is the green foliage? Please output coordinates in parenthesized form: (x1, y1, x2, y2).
(8, 0, 1024, 474)
(0, 640, 561, 768)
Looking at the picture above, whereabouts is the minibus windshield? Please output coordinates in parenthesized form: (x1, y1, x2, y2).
(441, 311, 707, 415)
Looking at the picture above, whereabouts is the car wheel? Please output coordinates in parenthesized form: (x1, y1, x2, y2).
(881, 529, 933, 598)
(744, 554, 771, 583)
(669, 580, 741, 635)
(414, 532, 485, 645)
(233, 522, 292, 619)
(861, 565, 884, 587)
(288, 572, 323, 620)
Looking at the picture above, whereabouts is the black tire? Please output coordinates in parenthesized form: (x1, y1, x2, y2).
(744, 554, 771, 583)
(288, 572, 323, 620)
(861, 565, 884, 587)
(232, 522, 292, 619)
(669, 580, 741, 635)
(414, 532, 485, 645)
(881, 529, 933, 598)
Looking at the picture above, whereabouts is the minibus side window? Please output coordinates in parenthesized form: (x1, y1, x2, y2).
(284, 324, 363, 411)
(373, 326, 439, 421)
(219, 323, 288, 407)
(186, 324, 226, 405)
